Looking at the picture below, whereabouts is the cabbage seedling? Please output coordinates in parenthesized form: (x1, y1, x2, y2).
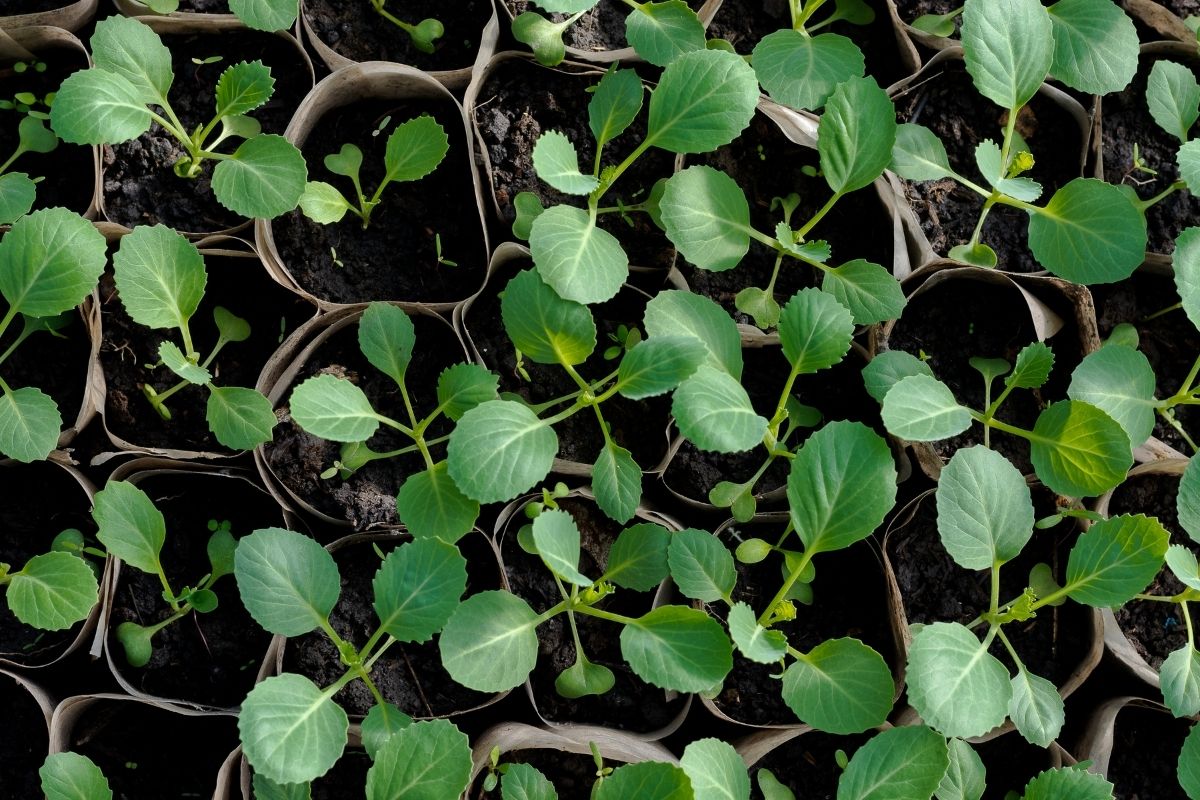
(128, 0, 298, 31)
(368, 1, 444, 53)
(40, 753, 113, 800)
(513, 0, 707, 67)
(298, 114, 449, 229)
(0, 528, 100, 636)
(0, 115, 57, 225)
(111, 225, 278, 451)
(49, 16, 307, 220)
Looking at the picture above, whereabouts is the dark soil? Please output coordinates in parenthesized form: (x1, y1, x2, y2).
(1158, 0, 1200, 20)
(69, 700, 238, 800)
(0, 300, 91, 443)
(172, 0, 231, 10)
(895, 61, 1086, 272)
(750, 730, 873, 799)
(102, 31, 311, 233)
(265, 311, 465, 529)
(0, 0, 72, 12)
(1090, 271, 1199, 453)
(498, 497, 685, 732)
(974, 733, 1056, 799)
(311, 749, 371, 799)
(1109, 472, 1193, 669)
(472, 749, 604, 800)
(108, 472, 281, 708)
(504, 0, 705, 54)
(1107, 704, 1191, 800)
(0, 673, 49, 798)
(273, 98, 487, 305)
(281, 533, 495, 717)
(98, 251, 313, 453)
(0, 461, 95, 665)
(713, 532, 896, 726)
(474, 58, 677, 270)
(305, 0, 492, 71)
(462, 258, 672, 468)
(680, 112, 892, 325)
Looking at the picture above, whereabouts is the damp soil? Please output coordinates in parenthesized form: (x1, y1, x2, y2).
(973, 733, 1055, 799)
(98, 251, 313, 454)
(172, 0, 231, 10)
(895, 61, 1085, 272)
(0, 673, 48, 799)
(108, 473, 281, 708)
(472, 749, 606, 800)
(750, 730, 873, 798)
(0, 0, 73, 12)
(311, 749, 371, 799)
(463, 259, 672, 469)
(305, 0, 492, 70)
(273, 98, 487, 305)
(281, 533, 495, 717)
(1157, 0, 1200, 20)
(504, 0, 705, 54)
(499, 497, 685, 731)
(0, 461, 94, 665)
(1107, 704, 1192, 800)
(713, 534, 896, 726)
(265, 311, 464, 530)
(474, 58, 677, 270)
(678, 112, 893, 325)
(102, 30, 311, 233)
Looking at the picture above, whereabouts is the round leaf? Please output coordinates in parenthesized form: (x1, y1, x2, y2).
(0, 386, 61, 463)
(500, 268, 596, 366)
(439, 590, 541, 692)
(446, 400, 557, 503)
(660, 165, 752, 272)
(40, 752, 112, 800)
(1065, 514, 1169, 607)
(1027, 178, 1146, 285)
(936, 445, 1034, 570)
(365, 719, 471, 800)
(1067, 345, 1158, 448)
(1048, 0, 1138, 95)
(289, 373, 379, 442)
(206, 385, 276, 450)
(625, 1, 706, 68)
(7, 551, 98, 631)
(211, 134, 307, 219)
(234, 526, 340, 636)
(0, 208, 107, 319)
(1029, 400, 1133, 498)
(395, 463, 480, 543)
(753, 31, 865, 112)
(668, 528, 736, 603)
(782, 638, 895, 734)
(358, 301, 416, 386)
(646, 48, 759, 154)
(532, 130, 599, 196)
(112, 223, 206, 332)
(672, 366, 768, 453)
(239, 673, 348, 785)
(1008, 669, 1065, 747)
(836, 725, 949, 800)
(680, 738, 751, 800)
(621, 605, 733, 692)
(373, 538, 467, 642)
(961, 0, 1054, 109)
(881, 374, 971, 442)
(779, 288, 854, 374)
(905, 622, 1011, 739)
(727, 601, 787, 664)
(819, 76, 897, 196)
(529, 204, 628, 305)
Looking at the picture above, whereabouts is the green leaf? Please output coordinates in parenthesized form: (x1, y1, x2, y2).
(115, 620, 153, 666)
(936, 738, 986, 800)
(821, 259, 906, 326)
(529, 204, 628, 305)
(373, 538, 467, 643)
(0, 208, 106, 319)
(1163, 646, 1200, 717)
(207, 527, 236, 580)
(50, 69, 151, 145)
(325, 143, 362, 180)
(589, 68, 643, 149)
(1022, 767, 1116, 800)
(299, 181, 353, 224)
(0, 173, 36, 225)
(501, 268, 596, 366)
(356, 302, 415, 387)
(758, 770, 795, 800)
(383, 115, 449, 185)
(645, 48, 759, 154)
(252, 775, 311, 800)
(206, 385, 276, 450)
(1148, 60, 1200, 142)
(447, 400, 557, 503)
(229, 0, 299, 31)
(1174, 227, 1200, 331)
(1064, 514, 1169, 606)
(819, 77, 897, 196)
(289, 374, 379, 442)
(890, 123, 955, 182)
(234, 527, 340, 636)
(660, 165, 751, 272)
(862, 351, 935, 404)
(604, 523, 670, 591)
(727, 601, 787, 664)
(680, 738, 750, 800)
(1179, 140, 1200, 196)
(596, 762, 692, 800)
(1007, 342, 1055, 389)
(752, 31, 865, 112)
(1067, 346, 1157, 447)
(593, 442, 641, 524)
(40, 752, 113, 800)
(936, 446, 1034, 570)
(779, 288, 854, 374)
(735, 287, 781, 330)
(975, 140, 1042, 201)
(907, 622, 1012, 739)
(616, 336, 705, 400)
(534, 0, 600, 11)
(0, 387, 61, 462)
(782, 638, 895, 734)
(672, 366, 768, 452)
(1179, 723, 1200, 799)
(436, 363, 499, 420)
(239, 673, 348, 785)
(644, 290, 742, 377)
(621, 605, 733, 691)
(961, 0, 1054, 110)
(1168, 545, 1200, 592)
(788, 420, 897, 555)
(365, 719, 471, 800)
(1029, 400, 1133, 498)
(113, 223, 206, 332)
(626, 1, 706, 67)
(93, 481, 165, 575)
(502, 763, 559, 800)
(881, 374, 971, 441)
(17, 116, 57, 156)
(159, 341, 211, 385)
(213, 306, 251, 343)
(215, 60, 274, 119)
(395, 463, 480, 543)
(668, 528, 735, 603)
(211, 134, 307, 219)
(7, 551, 98, 631)
(532, 131, 599, 196)
(89, 16, 173, 105)
(949, 242, 998, 268)
(531, 508, 592, 585)
(512, 12, 568, 67)
(836, 725, 950, 800)
(1009, 669, 1065, 747)
(1027, 178, 1146, 285)
(439, 590, 541, 692)
(1048, 0, 1139, 95)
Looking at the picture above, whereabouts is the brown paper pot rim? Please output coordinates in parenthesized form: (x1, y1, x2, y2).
(1073, 696, 1185, 779)
(298, 0, 499, 90)
(112, 0, 241, 27)
(1122, 0, 1199, 45)
(0, 0, 96, 32)
(883, 0, 956, 62)
(469, 720, 679, 782)
(253, 60, 491, 312)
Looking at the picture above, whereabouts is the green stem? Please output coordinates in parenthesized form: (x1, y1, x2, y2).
(1136, 180, 1187, 212)
(757, 547, 814, 627)
(994, 626, 1027, 673)
(573, 604, 638, 626)
(796, 191, 841, 240)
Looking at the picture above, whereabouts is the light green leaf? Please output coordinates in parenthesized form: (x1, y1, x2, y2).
(299, 181, 353, 224)
(752, 31, 865, 112)
(211, 134, 307, 219)
(937, 446, 1034, 570)
(556, 651, 615, 698)
(890, 123, 955, 182)
(529, 204, 628, 305)
(89, 16, 173, 104)
(758, 770, 795, 800)
(668, 528, 735, 603)
(1173, 227, 1200, 331)
(534, 0, 600, 11)
(532, 131, 599, 196)
(0, 386, 61, 462)
(501, 268, 596, 366)
(1148, 60, 1200, 142)
(727, 601, 787, 664)
(234, 527, 340, 636)
(531, 508, 592, 585)
(436, 363, 499, 421)
(779, 288, 854, 374)
(1179, 723, 1200, 799)
(672, 365, 768, 452)
(1067, 346, 1157, 447)
(50, 69, 151, 145)
(1168, 545, 1200, 592)
(881, 374, 971, 441)
(975, 139, 1042, 201)
(1022, 767, 1116, 800)
(503, 763, 559, 800)
(373, 538, 467, 642)
(40, 752, 112, 800)
(589, 68, 643, 149)
(961, 0, 1054, 110)
(365, 719, 471, 800)
(621, 605, 733, 691)
(782, 638, 895, 734)
(289, 374, 379, 442)
(593, 442, 641, 524)
(821, 259, 907, 326)
(447, 400, 557, 503)
(229, 0, 299, 30)
(383, 115, 448, 185)
(681, 738, 750, 800)
(602, 523, 671, 592)
(645, 49, 759, 153)
(1007, 341, 1055, 389)
(936, 739, 986, 800)
(0, 173, 36, 225)
(862, 350, 935, 404)
(1163, 646, 1200, 718)
(626, 1, 706, 68)
(239, 673, 348, 785)
(906, 622, 1012, 739)
(596, 762, 692, 800)
(93, 481, 165, 575)
(251, 774, 310, 800)
(836, 725, 950, 800)
(1027, 178, 1146, 285)
(616, 336, 705, 400)
(17, 115, 58, 155)
(159, 341, 210, 385)
(206, 385, 276, 450)
(113, 223, 206, 332)
(0, 208, 107, 319)
(644, 290, 742, 377)
(395, 463, 480, 543)
(819, 76, 897, 196)
(1029, 400, 1133, 498)
(354, 304, 413, 389)
(1065, 514, 1169, 606)
(1048, 0, 1138, 95)
(1179, 140, 1200, 196)
(439, 590, 540, 692)
(214, 60, 274, 119)
(213, 306, 250, 343)
(360, 699, 414, 759)
(660, 165, 752, 272)
(1181, 457, 1200, 543)
(1009, 670, 1065, 747)
(7, 551, 98, 631)
(512, 12, 568, 67)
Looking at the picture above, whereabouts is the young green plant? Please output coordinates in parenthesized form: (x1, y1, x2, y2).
(0, 526, 100, 638)
(0, 113, 58, 225)
(128, 0, 298, 30)
(513, 0, 707, 67)
(368, 1, 444, 53)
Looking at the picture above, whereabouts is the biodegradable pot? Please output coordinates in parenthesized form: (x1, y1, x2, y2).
(699, 513, 902, 730)
(456, 242, 674, 482)
(877, 262, 1099, 480)
(48, 693, 240, 798)
(492, 488, 691, 739)
(97, 459, 283, 712)
(0, 0, 96, 31)
(1075, 696, 1196, 793)
(255, 61, 491, 312)
(888, 48, 1091, 274)
(268, 529, 510, 721)
(883, 0, 957, 58)
(1122, 0, 1200, 44)
(300, 0, 499, 89)
(0, 668, 55, 797)
(94, 226, 317, 462)
(112, 0, 245, 28)
(0, 457, 106, 669)
(255, 303, 469, 531)
(98, 17, 314, 238)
